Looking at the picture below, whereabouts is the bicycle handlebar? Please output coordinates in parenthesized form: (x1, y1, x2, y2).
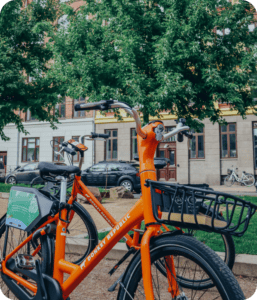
(75, 99, 192, 141)
(91, 132, 110, 139)
(63, 146, 77, 156)
(75, 103, 103, 111)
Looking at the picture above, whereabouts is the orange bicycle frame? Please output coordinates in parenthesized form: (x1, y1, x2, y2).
(1, 121, 179, 300)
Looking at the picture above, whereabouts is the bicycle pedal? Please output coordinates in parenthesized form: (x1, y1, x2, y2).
(15, 254, 36, 270)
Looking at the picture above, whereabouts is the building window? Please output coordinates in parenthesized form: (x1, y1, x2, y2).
(131, 129, 138, 160)
(52, 137, 65, 162)
(72, 136, 80, 162)
(26, 109, 37, 122)
(105, 129, 118, 161)
(165, 126, 176, 142)
(56, 98, 66, 118)
(220, 123, 237, 158)
(190, 128, 205, 159)
(22, 138, 40, 162)
(253, 122, 257, 169)
(74, 97, 86, 118)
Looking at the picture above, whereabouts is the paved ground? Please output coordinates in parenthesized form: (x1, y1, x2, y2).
(68, 255, 257, 300)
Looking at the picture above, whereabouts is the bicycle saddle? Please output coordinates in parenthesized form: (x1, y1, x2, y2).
(38, 162, 80, 177)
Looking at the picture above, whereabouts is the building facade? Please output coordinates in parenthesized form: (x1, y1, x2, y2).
(95, 107, 257, 186)
(0, 97, 94, 175)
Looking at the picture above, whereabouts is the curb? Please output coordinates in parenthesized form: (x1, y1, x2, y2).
(66, 240, 257, 277)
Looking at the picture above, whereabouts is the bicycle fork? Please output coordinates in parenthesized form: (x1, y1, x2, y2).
(141, 227, 179, 300)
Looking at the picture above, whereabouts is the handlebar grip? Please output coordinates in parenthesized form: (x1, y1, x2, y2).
(177, 132, 184, 143)
(91, 132, 110, 139)
(74, 103, 102, 111)
(63, 147, 77, 156)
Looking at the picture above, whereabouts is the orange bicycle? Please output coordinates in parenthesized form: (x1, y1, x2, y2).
(1, 100, 255, 300)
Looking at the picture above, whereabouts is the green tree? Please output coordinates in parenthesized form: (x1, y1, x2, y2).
(52, 0, 257, 127)
(0, 0, 62, 140)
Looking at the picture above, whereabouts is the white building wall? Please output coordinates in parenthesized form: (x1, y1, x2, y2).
(0, 118, 94, 173)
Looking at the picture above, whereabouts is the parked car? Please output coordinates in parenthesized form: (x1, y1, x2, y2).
(0, 161, 5, 182)
(81, 161, 141, 193)
(5, 162, 66, 185)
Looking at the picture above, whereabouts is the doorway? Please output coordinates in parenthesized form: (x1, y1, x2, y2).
(0, 152, 7, 173)
(157, 144, 176, 181)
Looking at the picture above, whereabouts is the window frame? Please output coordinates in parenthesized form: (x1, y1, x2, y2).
(104, 129, 118, 161)
(165, 126, 176, 142)
(220, 123, 237, 159)
(52, 136, 65, 162)
(73, 97, 86, 118)
(190, 128, 205, 159)
(55, 98, 66, 119)
(21, 138, 40, 162)
(130, 128, 138, 160)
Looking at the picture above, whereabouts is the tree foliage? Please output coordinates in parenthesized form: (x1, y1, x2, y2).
(52, 0, 257, 127)
(0, 0, 62, 140)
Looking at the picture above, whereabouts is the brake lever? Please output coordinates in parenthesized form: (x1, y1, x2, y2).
(54, 147, 65, 161)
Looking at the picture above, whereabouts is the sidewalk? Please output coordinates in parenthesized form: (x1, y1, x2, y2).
(210, 185, 257, 196)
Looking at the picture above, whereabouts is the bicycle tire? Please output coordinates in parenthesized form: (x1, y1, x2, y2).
(118, 235, 244, 300)
(0, 217, 52, 300)
(224, 175, 235, 187)
(242, 174, 255, 187)
(154, 230, 235, 290)
(64, 201, 98, 264)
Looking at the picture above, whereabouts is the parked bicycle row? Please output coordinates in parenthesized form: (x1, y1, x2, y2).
(0, 100, 256, 300)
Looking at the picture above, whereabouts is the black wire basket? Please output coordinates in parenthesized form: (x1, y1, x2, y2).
(146, 180, 257, 237)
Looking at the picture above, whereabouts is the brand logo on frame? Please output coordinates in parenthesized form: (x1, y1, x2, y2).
(84, 193, 113, 227)
(80, 214, 131, 269)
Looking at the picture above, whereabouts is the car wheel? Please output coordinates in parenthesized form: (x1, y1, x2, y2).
(7, 176, 16, 184)
(120, 180, 133, 192)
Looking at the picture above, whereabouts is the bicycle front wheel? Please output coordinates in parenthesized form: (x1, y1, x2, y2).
(118, 235, 244, 300)
(0, 217, 52, 300)
(242, 174, 255, 187)
(224, 175, 235, 187)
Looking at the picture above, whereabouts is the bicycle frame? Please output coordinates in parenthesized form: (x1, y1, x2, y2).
(229, 168, 247, 183)
(1, 121, 180, 300)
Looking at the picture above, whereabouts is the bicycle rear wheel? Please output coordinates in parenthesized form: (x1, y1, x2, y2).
(118, 235, 244, 300)
(224, 175, 235, 187)
(30, 201, 98, 265)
